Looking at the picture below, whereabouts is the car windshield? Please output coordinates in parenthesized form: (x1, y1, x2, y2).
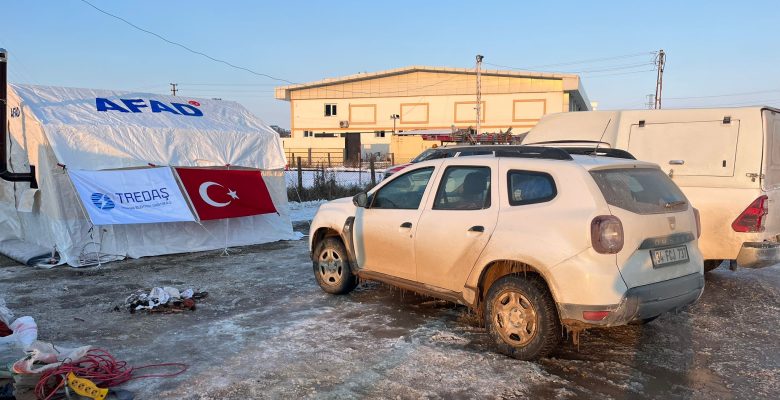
(590, 168, 688, 214)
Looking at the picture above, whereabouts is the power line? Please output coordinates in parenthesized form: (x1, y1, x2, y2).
(484, 51, 657, 71)
(665, 89, 780, 100)
(179, 83, 281, 87)
(584, 69, 657, 78)
(77, 0, 296, 84)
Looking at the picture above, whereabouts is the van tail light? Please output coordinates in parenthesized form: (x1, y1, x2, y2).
(693, 207, 701, 239)
(732, 195, 768, 233)
(591, 215, 624, 254)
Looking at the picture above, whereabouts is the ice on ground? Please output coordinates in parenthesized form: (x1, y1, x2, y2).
(288, 200, 325, 222)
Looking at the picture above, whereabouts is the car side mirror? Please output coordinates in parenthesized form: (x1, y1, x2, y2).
(353, 192, 369, 208)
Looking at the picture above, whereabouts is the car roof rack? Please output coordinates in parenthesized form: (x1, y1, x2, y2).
(494, 146, 573, 161)
(559, 147, 636, 160)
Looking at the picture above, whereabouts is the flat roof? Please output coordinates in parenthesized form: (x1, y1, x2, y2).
(277, 65, 580, 92)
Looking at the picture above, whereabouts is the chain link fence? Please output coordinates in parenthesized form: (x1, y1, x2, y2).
(285, 157, 388, 202)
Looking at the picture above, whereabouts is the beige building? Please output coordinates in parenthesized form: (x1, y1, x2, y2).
(275, 65, 590, 164)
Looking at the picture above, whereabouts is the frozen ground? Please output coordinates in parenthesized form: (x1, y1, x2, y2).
(288, 201, 325, 222)
(0, 230, 778, 399)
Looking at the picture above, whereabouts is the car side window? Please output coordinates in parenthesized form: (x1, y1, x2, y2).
(507, 170, 556, 206)
(371, 167, 434, 209)
(433, 166, 491, 210)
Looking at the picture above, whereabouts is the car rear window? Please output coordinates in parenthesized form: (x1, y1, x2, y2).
(590, 168, 688, 214)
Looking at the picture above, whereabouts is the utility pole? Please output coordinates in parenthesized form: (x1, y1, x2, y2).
(170, 83, 178, 96)
(390, 114, 400, 134)
(645, 94, 655, 110)
(475, 54, 484, 135)
(654, 50, 665, 109)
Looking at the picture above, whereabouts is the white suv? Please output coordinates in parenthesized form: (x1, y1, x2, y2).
(309, 147, 705, 360)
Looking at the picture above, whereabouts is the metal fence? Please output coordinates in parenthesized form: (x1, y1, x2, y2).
(285, 158, 387, 202)
(284, 148, 395, 168)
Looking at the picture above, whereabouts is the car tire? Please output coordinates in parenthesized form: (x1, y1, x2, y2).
(485, 275, 561, 361)
(313, 237, 357, 295)
(704, 259, 723, 273)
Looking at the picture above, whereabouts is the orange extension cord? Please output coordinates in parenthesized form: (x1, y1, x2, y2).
(34, 348, 187, 400)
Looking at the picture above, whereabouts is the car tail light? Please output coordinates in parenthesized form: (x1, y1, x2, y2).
(732, 195, 768, 233)
(591, 215, 623, 254)
(693, 207, 701, 239)
(582, 311, 610, 321)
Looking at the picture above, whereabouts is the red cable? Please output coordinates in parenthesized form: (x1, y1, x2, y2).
(33, 348, 187, 400)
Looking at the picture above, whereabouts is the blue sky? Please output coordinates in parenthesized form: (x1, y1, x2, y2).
(2, 0, 778, 128)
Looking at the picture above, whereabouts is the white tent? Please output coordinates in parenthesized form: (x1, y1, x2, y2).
(0, 84, 297, 267)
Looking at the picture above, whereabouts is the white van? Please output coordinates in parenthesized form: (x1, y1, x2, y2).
(524, 107, 780, 271)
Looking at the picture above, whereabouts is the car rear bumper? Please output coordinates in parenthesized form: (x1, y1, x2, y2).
(558, 272, 704, 326)
(735, 241, 780, 268)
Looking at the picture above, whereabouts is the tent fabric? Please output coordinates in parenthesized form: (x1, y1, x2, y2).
(1, 84, 296, 267)
(10, 85, 287, 170)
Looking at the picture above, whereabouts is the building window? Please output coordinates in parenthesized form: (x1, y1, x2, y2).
(325, 104, 337, 117)
(375, 130, 386, 138)
(303, 130, 313, 137)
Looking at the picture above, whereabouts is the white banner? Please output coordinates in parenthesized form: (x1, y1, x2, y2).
(69, 168, 196, 225)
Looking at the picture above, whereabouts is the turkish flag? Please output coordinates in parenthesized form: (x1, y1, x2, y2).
(175, 168, 277, 221)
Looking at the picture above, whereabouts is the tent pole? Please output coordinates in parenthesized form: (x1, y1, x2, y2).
(0, 48, 37, 188)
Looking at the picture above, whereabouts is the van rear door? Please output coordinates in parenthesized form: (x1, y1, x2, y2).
(761, 108, 780, 236)
(627, 120, 740, 178)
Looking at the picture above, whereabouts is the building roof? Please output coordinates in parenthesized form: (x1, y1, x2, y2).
(274, 65, 589, 107)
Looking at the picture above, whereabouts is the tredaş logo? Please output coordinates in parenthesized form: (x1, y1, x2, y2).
(95, 98, 203, 117)
(91, 193, 115, 210)
(90, 188, 175, 212)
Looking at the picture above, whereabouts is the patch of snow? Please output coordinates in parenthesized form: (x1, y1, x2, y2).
(287, 201, 325, 222)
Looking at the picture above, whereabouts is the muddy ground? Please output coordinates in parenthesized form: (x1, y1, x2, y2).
(1, 227, 778, 399)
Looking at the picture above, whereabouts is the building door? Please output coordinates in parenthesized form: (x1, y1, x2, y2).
(345, 133, 362, 166)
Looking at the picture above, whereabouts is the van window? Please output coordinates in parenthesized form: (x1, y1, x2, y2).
(590, 168, 688, 214)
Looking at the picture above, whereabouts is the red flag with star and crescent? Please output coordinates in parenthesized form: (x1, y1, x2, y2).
(175, 168, 277, 221)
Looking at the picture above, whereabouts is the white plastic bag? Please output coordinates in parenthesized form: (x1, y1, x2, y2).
(12, 341, 91, 374)
(0, 316, 38, 354)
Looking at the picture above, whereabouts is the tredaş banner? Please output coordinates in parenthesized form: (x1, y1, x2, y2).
(69, 168, 196, 225)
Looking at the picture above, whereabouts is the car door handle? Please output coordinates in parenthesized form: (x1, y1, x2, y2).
(400, 222, 413, 229)
(669, 160, 685, 165)
(468, 225, 485, 232)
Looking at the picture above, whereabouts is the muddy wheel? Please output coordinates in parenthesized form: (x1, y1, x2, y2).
(313, 237, 357, 295)
(704, 259, 723, 273)
(485, 275, 561, 360)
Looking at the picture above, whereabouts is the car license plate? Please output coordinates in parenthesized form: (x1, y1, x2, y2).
(650, 245, 689, 268)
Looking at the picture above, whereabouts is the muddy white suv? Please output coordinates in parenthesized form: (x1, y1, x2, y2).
(309, 147, 705, 360)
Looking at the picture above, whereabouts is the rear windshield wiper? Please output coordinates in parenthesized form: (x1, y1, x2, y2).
(664, 200, 687, 208)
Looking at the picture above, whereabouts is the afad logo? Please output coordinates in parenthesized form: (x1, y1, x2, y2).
(91, 193, 116, 211)
(95, 98, 203, 117)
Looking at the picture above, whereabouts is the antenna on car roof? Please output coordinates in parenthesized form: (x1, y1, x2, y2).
(592, 118, 612, 157)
